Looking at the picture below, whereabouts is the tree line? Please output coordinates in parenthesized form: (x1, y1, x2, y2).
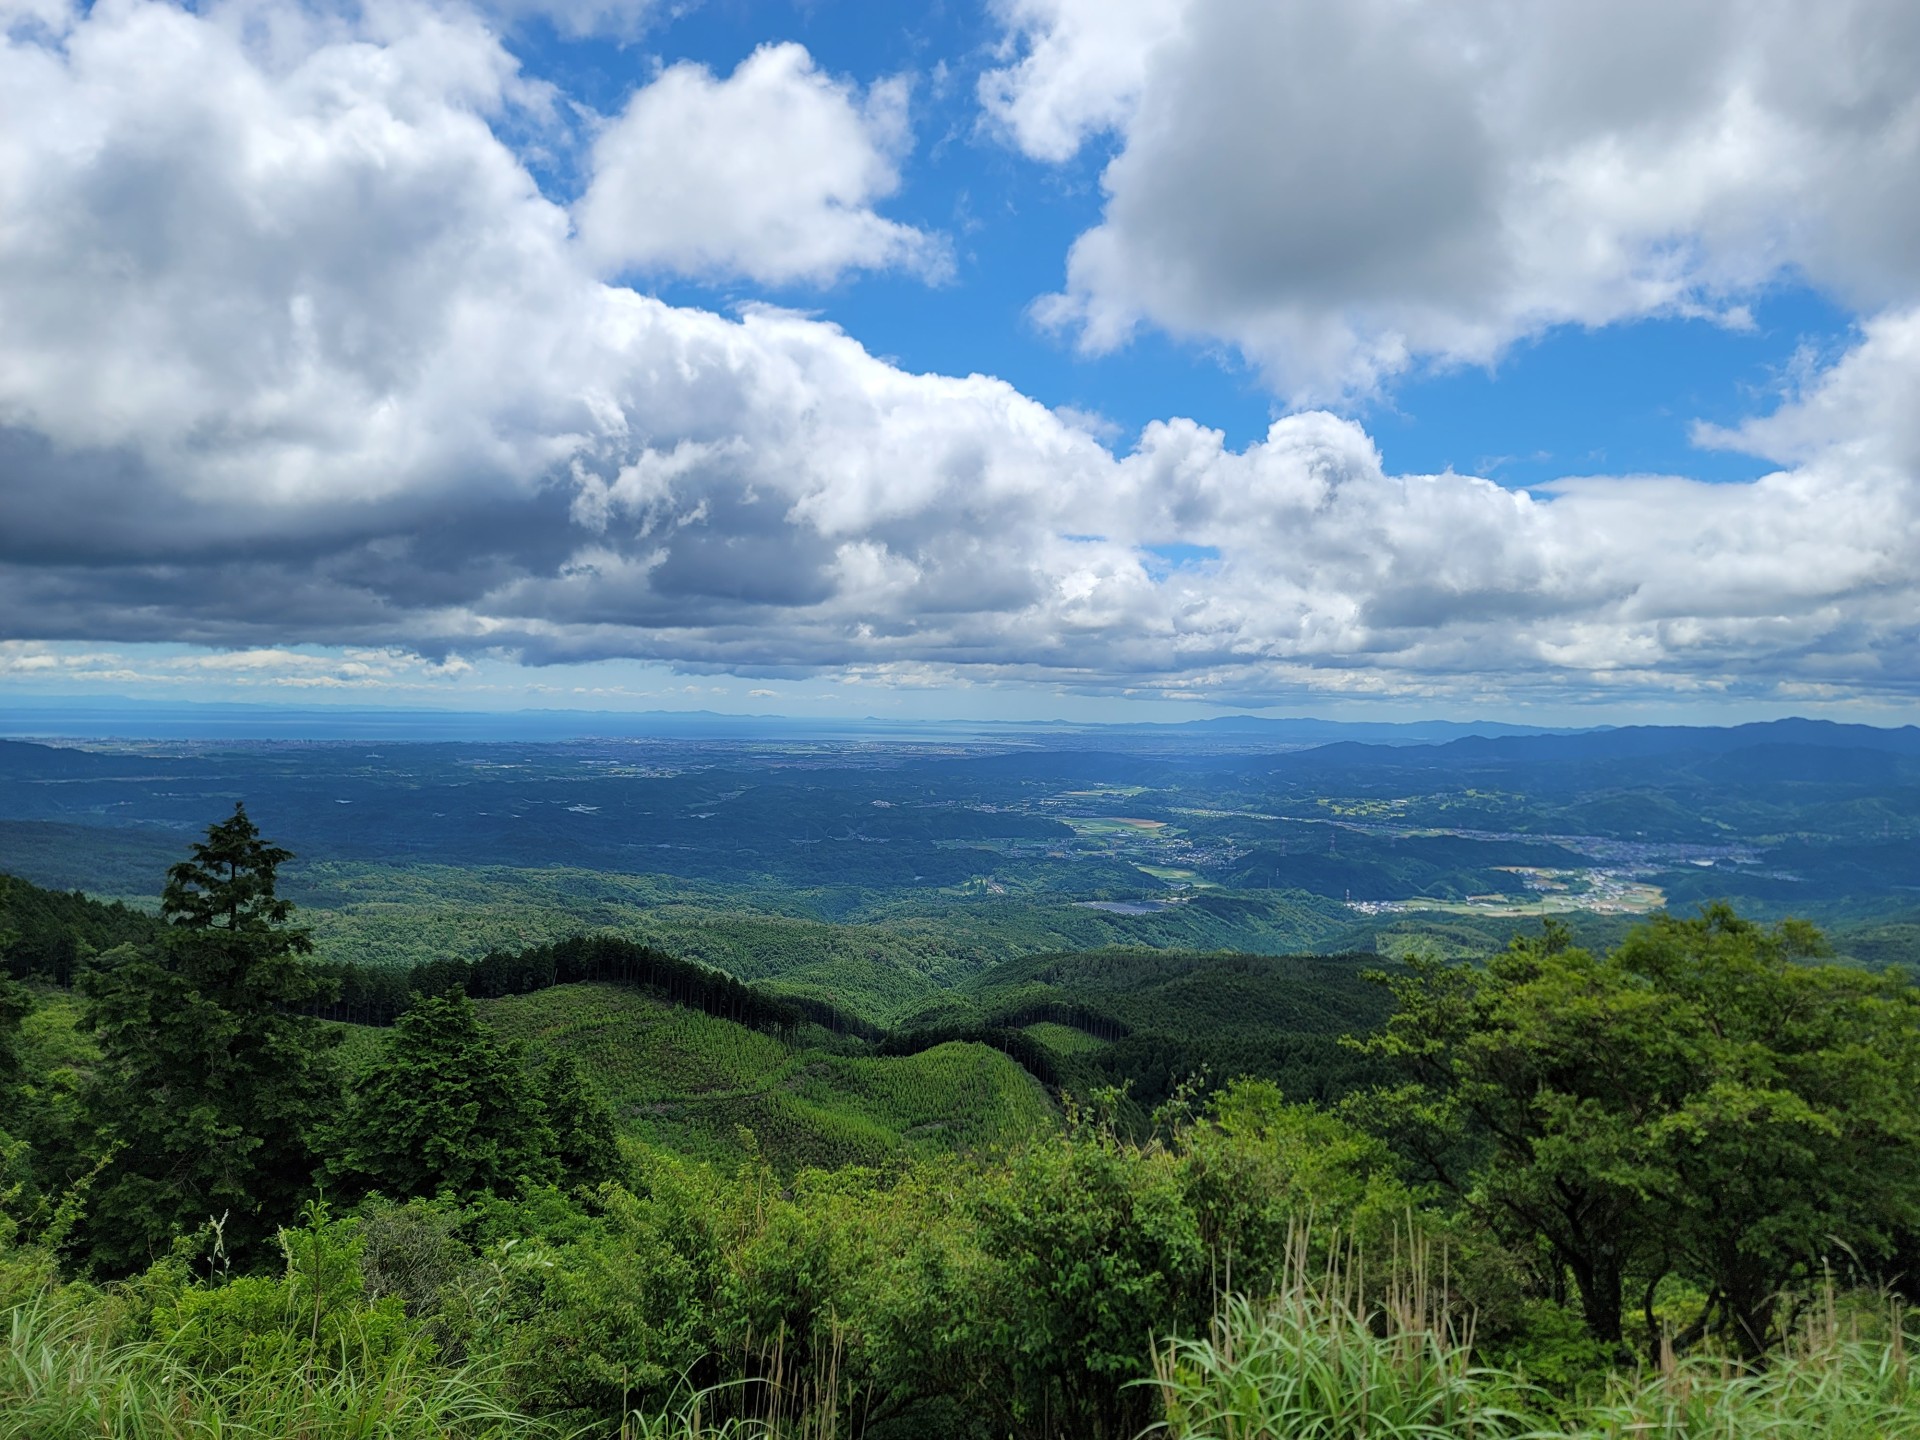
(308, 933, 823, 1036)
(0, 872, 158, 986)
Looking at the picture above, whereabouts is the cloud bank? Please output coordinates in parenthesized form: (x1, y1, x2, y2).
(0, 0, 1916, 706)
(985, 0, 1920, 399)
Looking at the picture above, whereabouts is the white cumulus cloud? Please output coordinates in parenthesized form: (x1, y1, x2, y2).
(576, 42, 945, 286)
(484, 0, 656, 40)
(0, 0, 1916, 707)
(984, 0, 1920, 400)
(978, 0, 1181, 163)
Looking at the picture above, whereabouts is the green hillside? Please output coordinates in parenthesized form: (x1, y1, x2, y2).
(960, 946, 1389, 1032)
(467, 982, 1052, 1169)
(1, 863, 1404, 1143)
(273, 862, 1355, 1018)
(887, 946, 1401, 1111)
(1020, 1019, 1108, 1055)
(319, 926, 1405, 1137)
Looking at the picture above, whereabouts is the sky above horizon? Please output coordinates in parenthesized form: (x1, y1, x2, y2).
(3, 0, 1919, 725)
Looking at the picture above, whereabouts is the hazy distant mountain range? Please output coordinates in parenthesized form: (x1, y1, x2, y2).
(5, 693, 1918, 759)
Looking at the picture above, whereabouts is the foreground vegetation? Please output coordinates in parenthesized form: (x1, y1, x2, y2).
(2, 806, 1918, 1436)
(4, 1139, 1917, 1439)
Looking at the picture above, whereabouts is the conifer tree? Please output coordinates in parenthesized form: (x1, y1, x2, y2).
(332, 993, 622, 1202)
(536, 1051, 622, 1190)
(0, 969, 25, 1107)
(333, 990, 554, 1202)
(0, 969, 30, 1230)
(75, 804, 339, 1274)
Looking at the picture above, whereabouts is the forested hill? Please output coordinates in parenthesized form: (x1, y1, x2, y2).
(0, 865, 858, 1036)
(0, 866, 1391, 1112)
(1271, 717, 1920, 778)
(0, 872, 158, 984)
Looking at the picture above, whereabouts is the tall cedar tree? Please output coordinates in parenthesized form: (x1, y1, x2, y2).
(536, 1050, 622, 1190)
(333, 990, 617, 1202)
(75, 804, 339, 1274)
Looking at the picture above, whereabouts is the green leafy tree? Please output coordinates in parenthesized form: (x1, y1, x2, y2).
(332, 990, 556, 1202)
(1614, 909, 1920, 1355)
(1360, 906, 1920, 1357)
(75, 804, 341, 1274)
(967, 1091, 1206, 1440)
(1354, 923, 1663, 1350)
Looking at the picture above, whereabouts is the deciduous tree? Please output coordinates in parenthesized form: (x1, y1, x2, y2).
(1361, 906, 1920, 1357)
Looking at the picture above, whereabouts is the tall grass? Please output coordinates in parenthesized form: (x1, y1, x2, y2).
(1145, 1228, 1530, 1440)
(620, 1321, 854, 1440)
(1, 1287, 549, 1440)
(1, 1293, 183, 1440)
(8, 1217, 1917, 1440)
(1145, 1232, 1920, 1440)
(1575, 1292, 1918, 1440)
(619, 1384, 782, 1440)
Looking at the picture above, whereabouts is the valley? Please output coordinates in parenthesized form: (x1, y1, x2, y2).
(3, 715, 1916, 988)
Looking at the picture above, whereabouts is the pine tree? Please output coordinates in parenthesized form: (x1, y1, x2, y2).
(75, 804, 340, 1274)
(0, 970, 26, 1107)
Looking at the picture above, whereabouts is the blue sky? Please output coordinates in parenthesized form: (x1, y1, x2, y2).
(1, 0, 1916, 723)
(521, 0, 1856, 481)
